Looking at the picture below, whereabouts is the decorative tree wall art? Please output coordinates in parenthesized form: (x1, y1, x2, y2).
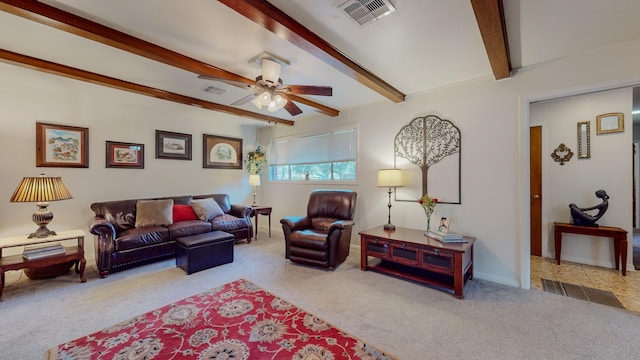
(394, 115, 461, 204)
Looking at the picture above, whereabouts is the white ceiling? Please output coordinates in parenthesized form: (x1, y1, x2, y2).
(1, 0, 640, 124)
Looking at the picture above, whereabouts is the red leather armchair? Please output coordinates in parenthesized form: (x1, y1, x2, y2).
(280, 190, 357, 270)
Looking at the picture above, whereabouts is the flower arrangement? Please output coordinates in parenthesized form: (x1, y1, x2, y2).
(246, 146, 267, 175)
(418, 194, 438, 231)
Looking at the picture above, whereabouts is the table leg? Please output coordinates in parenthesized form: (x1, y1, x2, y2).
(268, 213, 271, 238)
(621, 238, 628, 276)
(554, 229, 562, 265)
(360, 237, 367, 271)
(614, 237, 621, 270)
(79, 257, 87, 283)
(0, 270, 4, 301)
(254, 214, 259, 241)
(453, 253, 463, 299)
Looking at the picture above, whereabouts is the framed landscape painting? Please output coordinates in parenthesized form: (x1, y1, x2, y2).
(36, 122, 89, 168)
(203, 134, 243, 169)
(106, 141, 144, 169)
(155, 130, 192, 160)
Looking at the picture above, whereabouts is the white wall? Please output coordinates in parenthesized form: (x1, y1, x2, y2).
(531, 88, 632, 267)
(261, 38, 640, 288)
(3, 36, 640, 289)
(0, 64, 259, 258)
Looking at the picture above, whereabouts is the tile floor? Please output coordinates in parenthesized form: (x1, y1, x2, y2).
(530, 255, 640, 313)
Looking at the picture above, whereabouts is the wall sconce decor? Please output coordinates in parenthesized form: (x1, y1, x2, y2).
(551, 143, 573, 165)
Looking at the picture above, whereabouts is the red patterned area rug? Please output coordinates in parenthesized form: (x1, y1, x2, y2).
(46, 278, 398, 360)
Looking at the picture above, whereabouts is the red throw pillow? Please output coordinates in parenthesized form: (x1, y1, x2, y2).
(173, 204, 198, 222)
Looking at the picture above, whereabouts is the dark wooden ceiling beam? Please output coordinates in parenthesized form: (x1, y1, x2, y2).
(471, 0, 511, 80)
(0, 49, 294, 126)
(218, 0, 406, 103)
(0, 0, 338, 117)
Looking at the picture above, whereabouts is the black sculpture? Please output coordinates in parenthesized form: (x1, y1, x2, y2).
(569, 190, 609, 227)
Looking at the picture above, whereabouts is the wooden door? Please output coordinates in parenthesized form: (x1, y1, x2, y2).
(530, 126, 542, 256)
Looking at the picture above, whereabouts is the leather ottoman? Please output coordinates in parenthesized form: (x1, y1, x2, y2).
(175, 231, 234, 274)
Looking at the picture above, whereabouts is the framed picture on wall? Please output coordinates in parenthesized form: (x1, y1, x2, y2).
(203, 134, 243, 169)
(106, 141, 144, 169)
(596, 112, 624, 134)
(155, 130, 192, 160)
(36, 122, 89, 168)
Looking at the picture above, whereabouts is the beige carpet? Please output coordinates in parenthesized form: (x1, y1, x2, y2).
(2, 233, 640, 359)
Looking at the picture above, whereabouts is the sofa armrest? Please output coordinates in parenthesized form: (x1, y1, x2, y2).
(229, 204, 250, 218)
(89, 216, 116, 278)
(89, 216, 116, 238)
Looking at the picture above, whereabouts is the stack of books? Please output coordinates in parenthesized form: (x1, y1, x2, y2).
(22, 242, 65, 260)
(425, 217, 468, 243)
(426, 230, 467, 243)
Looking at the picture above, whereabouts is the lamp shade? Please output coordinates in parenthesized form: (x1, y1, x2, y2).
(377, 169, 402, 187)
(249, 174, 261, 186)
(10, 174, 72, 202)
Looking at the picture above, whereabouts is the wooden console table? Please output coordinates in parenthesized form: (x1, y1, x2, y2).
(0, 229, 86, 300)
(553, 222, 627, 276)
(359, 226, 475, 299)
(250, 206, 272, 241)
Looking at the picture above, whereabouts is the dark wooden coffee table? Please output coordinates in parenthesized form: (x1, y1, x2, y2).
(359, 226, 475, 299)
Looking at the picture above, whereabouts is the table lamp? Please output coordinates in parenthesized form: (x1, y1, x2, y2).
(10, 174, 73, 238)
(249, 174, 261, 206)
(377, 169, 402, 230)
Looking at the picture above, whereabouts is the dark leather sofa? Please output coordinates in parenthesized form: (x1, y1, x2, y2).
(89, 194, 252, 278)
(280, 189, 357, 270)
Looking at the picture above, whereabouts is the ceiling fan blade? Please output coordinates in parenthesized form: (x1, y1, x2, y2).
(280, 94, 303, 116)
(282, 85, 332, 96)
(197, 75, 254, 90)
(231, 93, 259, 106)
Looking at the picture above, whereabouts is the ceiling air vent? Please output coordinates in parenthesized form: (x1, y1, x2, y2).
(338, 0, 396, 26)
(201, 84, 227, 95)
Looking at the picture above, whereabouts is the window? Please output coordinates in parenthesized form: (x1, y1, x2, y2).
(269, 128, 356, 181)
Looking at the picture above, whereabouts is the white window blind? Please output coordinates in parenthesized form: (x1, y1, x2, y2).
(269, 128, 356, 165)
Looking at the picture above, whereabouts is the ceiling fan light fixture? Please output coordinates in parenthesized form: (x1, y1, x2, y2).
(267, 101, 279, 112)
(258, 90, 272, 106)
(266, 94, 288, 112)
(274, 94, 287, 108)
(251, 97, 263, 110)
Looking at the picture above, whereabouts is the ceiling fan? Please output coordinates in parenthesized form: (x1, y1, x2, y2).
(198, 54, 332, 116)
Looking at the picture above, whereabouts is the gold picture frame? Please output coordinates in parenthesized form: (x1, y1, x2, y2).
(596, 112, 624, 134)
(577, 121, 590, 159)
